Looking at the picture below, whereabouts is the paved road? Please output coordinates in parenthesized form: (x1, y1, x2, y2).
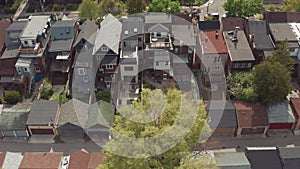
(0, 141, 102, 155)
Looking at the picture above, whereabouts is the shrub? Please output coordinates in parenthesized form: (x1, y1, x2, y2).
(0, 98, 3, 104)
(4, 91, 21, 104)
(66, 3, 79, 10)
(53, 4, 63, 11)
(96, 91, 111, 103)
(40, 79, 54, 100)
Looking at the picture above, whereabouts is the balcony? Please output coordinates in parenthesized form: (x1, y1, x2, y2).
(150, 34, 173, 49)
(19, 43, 42, 55)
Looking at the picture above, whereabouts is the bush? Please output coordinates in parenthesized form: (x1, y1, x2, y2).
(96, 91, 111, 103)
(66, 3, 79, 10)
(4, 91, 21, 104)
(0, 98, 3, 104)
(40, 79, 54, 100)
(53, 4, 63, 11)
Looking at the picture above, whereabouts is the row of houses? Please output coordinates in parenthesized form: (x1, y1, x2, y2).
(0, 149, 105, 169)
(207, 95, 300, 136)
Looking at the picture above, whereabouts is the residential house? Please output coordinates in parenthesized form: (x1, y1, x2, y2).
(2, 152, 23, 169)
(278, 147, 300, 169)
(234, 102, 269, 135)
(153, 49, 171, 81)
(0, 110, 29, 137)
(19, 152, 63, 169)
(198, 21, 221, 31)
(19, 15, 51, 77)
(85, 101, 114, 145)
(49, 20, 77, 85)
(26, 100, 59, 135)
(245, 147, 283, 169)
(0, 58, 21, 96)
(214, 152, 251, 169)
(144, 13, 173, 50)
(57, 99, 88, 138)
(206, 100, 237, 136)
(68, 150, 106, 169)
(93, 14, 122, 88)
(0, 18, 11, 55)
(248, 20, 275, 63)
(290, 98, 300, 132)
(264, 12, 300, 23)
(267, 100, 295, 131)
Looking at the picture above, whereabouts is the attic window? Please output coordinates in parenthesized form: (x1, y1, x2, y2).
(101, 47, 108, 51)
(124, 30, 129, 35)
(78, 68, 87, 75)
(133, 28, 137, 33)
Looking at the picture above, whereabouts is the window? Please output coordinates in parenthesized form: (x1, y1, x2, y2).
(175, 48, 179, 54)
(78, 68, 87, 75)
(161, 32, 168, 38)
(188, 47, 193, 54)
(12, 38, 18, 43)
(66, 27, 70, 34)
(35, 66, 41, 73)
(101, 47, 108, 51)
(214, 56, 221, 63)
(156, 62, 159, 66)
(24, 67, 29, 72)
(24, 40, 28, 46)
(83, 76, 89, 82)
(165, 62, 169, 66)
(97, 55, 101, 60)
(124, 66, 133, 71)
(106, 64, 114, 69)
(215, 66, 220, 70)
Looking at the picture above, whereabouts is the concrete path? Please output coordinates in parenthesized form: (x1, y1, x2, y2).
(13, 0, 28, 21)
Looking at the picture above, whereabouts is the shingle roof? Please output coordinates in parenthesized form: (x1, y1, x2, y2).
(19, 152, 63, 169)
(202, 30, 227, 54)
(86, 101, 114, 129)
(6, 20, 26, 32)
(245, 147, 283, 169)
(221, 17, 247, 32)
(26, 100, 59, 125)
(215, 152, 251, 168)
(145, 13, 172, 24)
(93, 14, 122, 55)
(0, 57, 18, 76)
(0, 19, 11, 51)
(278, 147, 300, 169)
(73, 19, 98, 47)
(172, 24, 196, 46)
(49, 39, 73, 52)
(52, 20, 75, 27)
(265, 12, 300, 23)
(267, 100, 295, 124)
(290, 98, 300, 116)
(68, 150, 106, 169)
(248, 20, 275, 50)
(198, 21, 221, 31)
(0, 111, 29, 131)
(234, 102, 269, 127)
(269, 23, 298, 42)
(223, 31, 255, 62)
(20, 15, 50, 39)
(120, 17, 144, 40)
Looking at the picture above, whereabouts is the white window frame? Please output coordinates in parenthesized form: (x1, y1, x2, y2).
(35, 66, 41, 73)
(188, 47, 194, 54)
(101, 47, 109, 51)
(23, 67, 29, 72)
(78, 68, 87, 75)
(106, 64, 114, 69)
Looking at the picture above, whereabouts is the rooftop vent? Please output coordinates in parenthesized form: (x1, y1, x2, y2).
(124, 30, 128, 35)
(133, 28, 137, 33)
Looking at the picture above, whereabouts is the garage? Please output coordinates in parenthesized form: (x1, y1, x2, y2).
(30, 128, 54, 135)
(57, 123, 85, 137)
(241, 128, 265, 135)
(267, 101, 295, 130)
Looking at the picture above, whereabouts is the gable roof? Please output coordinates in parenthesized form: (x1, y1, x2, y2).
(215, 152, 251, 168)
(223, 30, 255, 62)
(26, 100, 59, 125)
(145, 13, 172, 24)
(86, 101, 114, 129)
(73, 20, 98, 47)
(202, 30, 227, 54)
(278, 147, 300, 169)
(267, 100, 295, 124)
(20, 15, 50, 39)
(69, 150, 106, 169)
(93, 14, 122, 55)
(245, 147, 282, 169)
(121, 17, 144, 40)
(19, 152, 63, 169)
(198, 21, 221, 31)
(172, 24, 196, 46)
(2, 152, 23, 169)
(0, 110, 29, 131)
(248, 20, 275, 50)
(234, 102, 269, 127)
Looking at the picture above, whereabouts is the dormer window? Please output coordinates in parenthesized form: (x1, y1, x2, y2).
(78, 68, 87, 75)
(101, 47, 108, 51)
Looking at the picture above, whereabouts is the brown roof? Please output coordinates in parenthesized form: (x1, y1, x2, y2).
(0, 152, 6, 167)
(69, 150, 105, 169)
(0, 19, 11, 52)
(0, 57, 17, 76)
(290, 98, 300, 116)
(19, 152, 63, 169)
(202, 30, 228, 54)
(221, 17, 247, 31)
(234, 101, 269, 127)
(265, 12, 300, 23)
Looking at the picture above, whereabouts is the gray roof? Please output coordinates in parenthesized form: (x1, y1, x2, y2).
(172, 25, 196, 46)
(73, 20, 98, 47)
(0, 111, 29, 131)
(248, 21, 275, 50)
(223, 31, 255, 62)
(26, 100, 59, 125)
(20, 15, 50, 39)
(154, 50, 170, 61)
(145, 13, 172, 24)
(278, 147, 300, 169)
(52, 20, 75, 27)
(144, 13, 172, 33)
(93, 14, 122, 55)
(214, 152, 251, 168)
(58, 99, 89, 127)
(6, 21, 27, 32)
(120, 57, 137, 65)
(1, 47, 19, 59)
(267, 100, 295, 123)
(121, 17, 144, 40)
(269, 23, 298, 42)
(86, 101, 114, 128)
(49, 39, 73, 52)
(2, 152, 23, 169)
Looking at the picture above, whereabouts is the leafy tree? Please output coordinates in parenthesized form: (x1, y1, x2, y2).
(40, 79, 54, 100)
(281, 0, 300, 12)
(99, 0, 124, 16)
(98, 88, 210, 169)
(253, 61, 291, 105)
(126, 0, 146, 14)
(148, 0, 181, 14)
(79, 0, 100, 20)
(177, 154, 218, 169)
(267, 40, 294, 73)
(3, 91, 21, 104)
(227, 72, 257, 102)
(223, 0, 263, 18)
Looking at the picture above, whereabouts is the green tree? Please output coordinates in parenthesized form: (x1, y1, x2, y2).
(98, 88, 210, 169)
(281, 0, 300, 12)
(148, 0, 181, 14)
(223, 0, 263, 18)
(177, 154, 218, 169)
(253, 61, 291, 105)
(3, 91, 21, 104)
(227, 72, 257, 102)
(79, 0, 100, 20)
(267, 40, 294, 73)
(99, 0, 124, 16)
(126, 0, 146, 14)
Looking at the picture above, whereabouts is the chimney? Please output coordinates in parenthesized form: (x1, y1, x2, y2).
(234, 26, 240, 38)
(250, 32, 255, 43)
(215, 30, 219, 39)
(205, 36, 208, 43)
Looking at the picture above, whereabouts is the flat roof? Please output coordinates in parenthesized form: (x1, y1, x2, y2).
(20, 15, 50, 39)
(215, 152, 251, 168)
(26, 100, 59, 125)
(269, 23, 298, 42)
(267, 100, 295, 123)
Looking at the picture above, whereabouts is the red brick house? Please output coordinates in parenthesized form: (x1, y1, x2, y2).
(234, 101, 269, 135)
(290, 98, 300, 131)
